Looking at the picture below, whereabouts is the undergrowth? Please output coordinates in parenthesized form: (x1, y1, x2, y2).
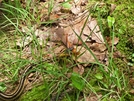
(0, 0, 134, 101)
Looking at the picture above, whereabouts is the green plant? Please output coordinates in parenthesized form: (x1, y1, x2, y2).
(0, 0, 133, 101)
(69, 4, 129, 100)
(127, 53, 134, 66)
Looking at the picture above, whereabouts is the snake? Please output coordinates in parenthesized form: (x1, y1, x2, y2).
(0, 64, 34, 101)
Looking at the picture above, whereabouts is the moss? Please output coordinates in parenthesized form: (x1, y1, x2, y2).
(112, 2, 134, 56)
(19, 82, 49, 101)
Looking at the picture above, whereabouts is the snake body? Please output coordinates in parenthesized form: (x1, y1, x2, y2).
(0, 64, 33, 101)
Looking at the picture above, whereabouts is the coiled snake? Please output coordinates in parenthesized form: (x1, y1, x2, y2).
(0, 64, 34, 101)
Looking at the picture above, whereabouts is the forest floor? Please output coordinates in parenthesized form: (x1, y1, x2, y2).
(0, 0, 134, 101)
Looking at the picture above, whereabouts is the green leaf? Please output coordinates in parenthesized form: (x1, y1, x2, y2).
(45, 63, 55, 71)
(0, 82, 7, 92)
(107, 16, 115, 28)
(71, 73, 85, 91)
(132, 53, 134, 58)
(93, 86, 102, 92)
(127, 62, 133, 66)
(95, 73, 103, 80)
(62, 2, 71, 9)
(100, 81, 108, 89)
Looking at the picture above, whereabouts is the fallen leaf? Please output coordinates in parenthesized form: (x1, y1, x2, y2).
(90, 43, 107, 52)
(106, 37, 119, 46)
(16, 36, 32, 48)
(110, 4, 116, 13)
(93, 51, 106, 61)
(35, 29, 50, 46)
(88, 18, 104, 43)
(130, 89, 134, 94)
(73, 64, 84, 75)
(71, 5, 81, 15)
(85, 94, 102, 101)
(129, 78, 134, 87)
(76, 46, 96, 66)
(113, 51, 122, 58)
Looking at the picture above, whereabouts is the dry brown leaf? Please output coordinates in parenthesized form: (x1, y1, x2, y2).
(0, 0, 2, 3)
(129, 78, 134, 87)
(0, 76, 8, 82)
(52, 2, 61, 13)
(74, 0, 87, 6)
(88, 18, 104, 43)
(85, 94, 102, 101)
(130, 89, 134, 94)
(56, 0, 64, 3)
(73, 64, 84, 75)
(71, 5, 81, 15)
(16, 36, 32, 48)
(54, 11, 104, 47)
(113, 51, 122, 58)
(52, 12, 107, 66)
(35, 29, 50, 46)
(63, 17, 89, 46)
(93, 51, 106, 61)
(110, 4, 116, 13)
(65, 26, 82, 45)
(90, 43, 107, 52)
(54, 28, 69, 46)
(107, 37, 119, 46)
(18, 2, 108, 67)
(81, 0, 88, 6)
(83, 25, 91, 37)
(50, 28, 61, 42)
(49, 14, 60, 21)
(53, 45, 65, 54)
(76, 46, 96, 66)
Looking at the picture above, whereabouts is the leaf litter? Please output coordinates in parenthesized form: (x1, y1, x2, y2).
(2, 0, 122, 100)
(16, 0, 119, 74)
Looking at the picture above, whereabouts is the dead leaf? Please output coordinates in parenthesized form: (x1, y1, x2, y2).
(113, 51, 122, 58)
(74, 0, 87, 6)
(73, 64, 84, 75)
(88, 18, 104, 43)
(85, 94, 102, 101)
(54, 11, 104, 47)
(90, 43, 107, 52)
(54, 28, 69, 46)
(54, 45, 65, 54)
(110, 4, 116, 13)
(76, 46, 96, 66)
(93, 51, 106, 61)
(56, 0, 64, 3)
(129, 78, 134, 87)
(16, 36, 32, 48)
(0, 0, 2, 3)
(65, 26, 82, 45)
(35, 28, 50, 46)
(71, 5, 81, 15)
(81, 0, 88, 6)
(49, 14, 60, 21)
(130, 89, 134, 94)
(106, 37, 119, 46)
